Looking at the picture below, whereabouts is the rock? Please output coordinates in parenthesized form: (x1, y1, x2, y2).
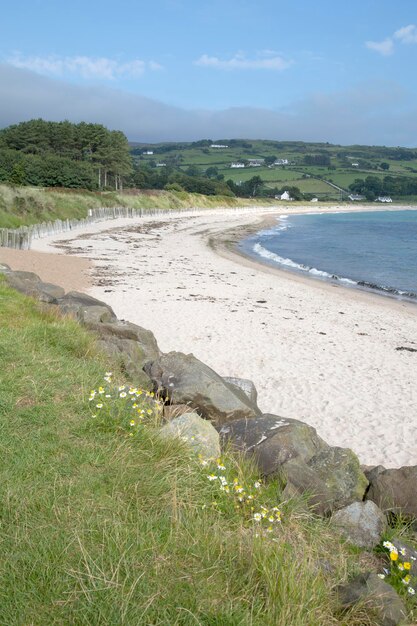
(145, 352, 260, 426)
(331, 501, 386, 548)
(4, 269, 41, 283)
(3, 271, 64, 302)
(363, 464, 386, 485)
(34, 281, 65, 301)
(337, 572, 407, 626)
(307, 447, 369, 511)
(223, 377, 258, 405)
(366, 466, 417, 519)
(0, 263, 11, 271)
(219, 414, 327, 475)
(219, 414, 368, 515)
(57, 291, 117, 324)
(281, 460, 334, 515)
(89, 320, 160, 363)
(159, 411, 221, 461)
(91, 320, 160, 390)
(95, 337, 153, 390)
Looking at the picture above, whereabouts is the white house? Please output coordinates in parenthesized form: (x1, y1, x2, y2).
(348, 194, 366, 201)
(231, 162, 245, 168)
(311, 197, 318, 202)
(210, 144, 228, 148)
(156, 163, 167, 167)
(376, 196, 393, 203)
(274, 159, 289, 165)
(275, 191, 293, 201)
(351, 163, 359, 167)
(143, 150, 154, 155)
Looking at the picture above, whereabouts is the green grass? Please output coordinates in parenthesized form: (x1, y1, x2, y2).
(1, 280, 410, 624)
(0, 184, 277, 229)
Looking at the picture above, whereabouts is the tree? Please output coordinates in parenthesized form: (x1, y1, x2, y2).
(206, 166, 219, 178)
(264, 155, 277, 166)
(380, 162, 390, 171)
(242, 176, 263, 197)
(10, 162, 25, 185)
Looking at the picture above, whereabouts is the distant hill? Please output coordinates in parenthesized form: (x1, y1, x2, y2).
(130, 138, 417, 201)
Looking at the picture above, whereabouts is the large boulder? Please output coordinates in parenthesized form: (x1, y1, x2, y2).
(92, 321, 160, 390)
(223, 377, 258, 405)
(3, 270, 65, 303)
(90, 320, 160, 364)
(57, 291, 117, 324)
(366, 466, 417, 519)
(219, 414, 368, 515)
(306, 447, 369, 511)
(330, 501, 386, 548)
(219, 414, 327, 475)
(159, 411, 221, 461)
(145, 352, 260, 427)
(337, 572, 407, 626)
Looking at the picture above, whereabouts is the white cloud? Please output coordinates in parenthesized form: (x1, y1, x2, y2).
(366, 23, 417, 56)
(6, 54, 162, 79)
(394, 24, 417, 44)
(365, 38, 394, 56)
(195, 52, 291, 70)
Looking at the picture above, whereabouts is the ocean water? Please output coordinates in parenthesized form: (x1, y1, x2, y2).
(239, 210, 417, 300)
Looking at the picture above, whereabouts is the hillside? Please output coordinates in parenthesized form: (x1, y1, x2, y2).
(131, 139, 417, 202)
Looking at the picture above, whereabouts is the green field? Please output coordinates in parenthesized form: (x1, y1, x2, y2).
(133, 139, 417, 200)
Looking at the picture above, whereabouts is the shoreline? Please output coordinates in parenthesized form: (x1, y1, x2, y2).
(210, 213, 417, 312)
(2, 204, 417, 467)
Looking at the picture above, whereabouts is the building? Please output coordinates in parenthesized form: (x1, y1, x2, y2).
(156, 163, 167, 167)
(376, 196, 393, 203)
(275, 191, 293, 201)
(143, 150, 154, 155)
(348, 194, 366, 201)
(311, 197, 319, 202)
(210, 144, 228, 148)
(230, 162, 245, 168)
(274, 159, 289, 165)
(248, 159, 265, 167)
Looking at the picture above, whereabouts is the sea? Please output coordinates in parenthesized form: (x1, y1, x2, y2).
(239, 209, 417, 301)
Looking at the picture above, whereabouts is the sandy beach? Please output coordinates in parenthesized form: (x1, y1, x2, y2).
(2, 205, 416, 468)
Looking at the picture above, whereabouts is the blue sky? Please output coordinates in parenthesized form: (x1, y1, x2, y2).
(1, 0, 417, 144)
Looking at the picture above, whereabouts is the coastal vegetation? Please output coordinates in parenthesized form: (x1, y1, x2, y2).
(0, 183, 272, 229)
(2, 120, 417, 202)
(1, 277, 416, 624)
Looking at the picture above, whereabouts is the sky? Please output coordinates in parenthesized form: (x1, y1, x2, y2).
(1, 0, 417, 145)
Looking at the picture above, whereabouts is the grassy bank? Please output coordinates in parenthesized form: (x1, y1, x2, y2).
(0, 184, 276, 229)
(0, 280, 415, 624)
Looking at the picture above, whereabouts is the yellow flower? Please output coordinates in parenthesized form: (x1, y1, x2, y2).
(404, 562, 411, 570)
(390, 551, 398, 561)
(130, 420, 136, 426)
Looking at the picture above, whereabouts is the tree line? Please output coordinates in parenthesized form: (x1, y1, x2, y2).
(349, 175, 417, 199)
(0, 119, 132, 190)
